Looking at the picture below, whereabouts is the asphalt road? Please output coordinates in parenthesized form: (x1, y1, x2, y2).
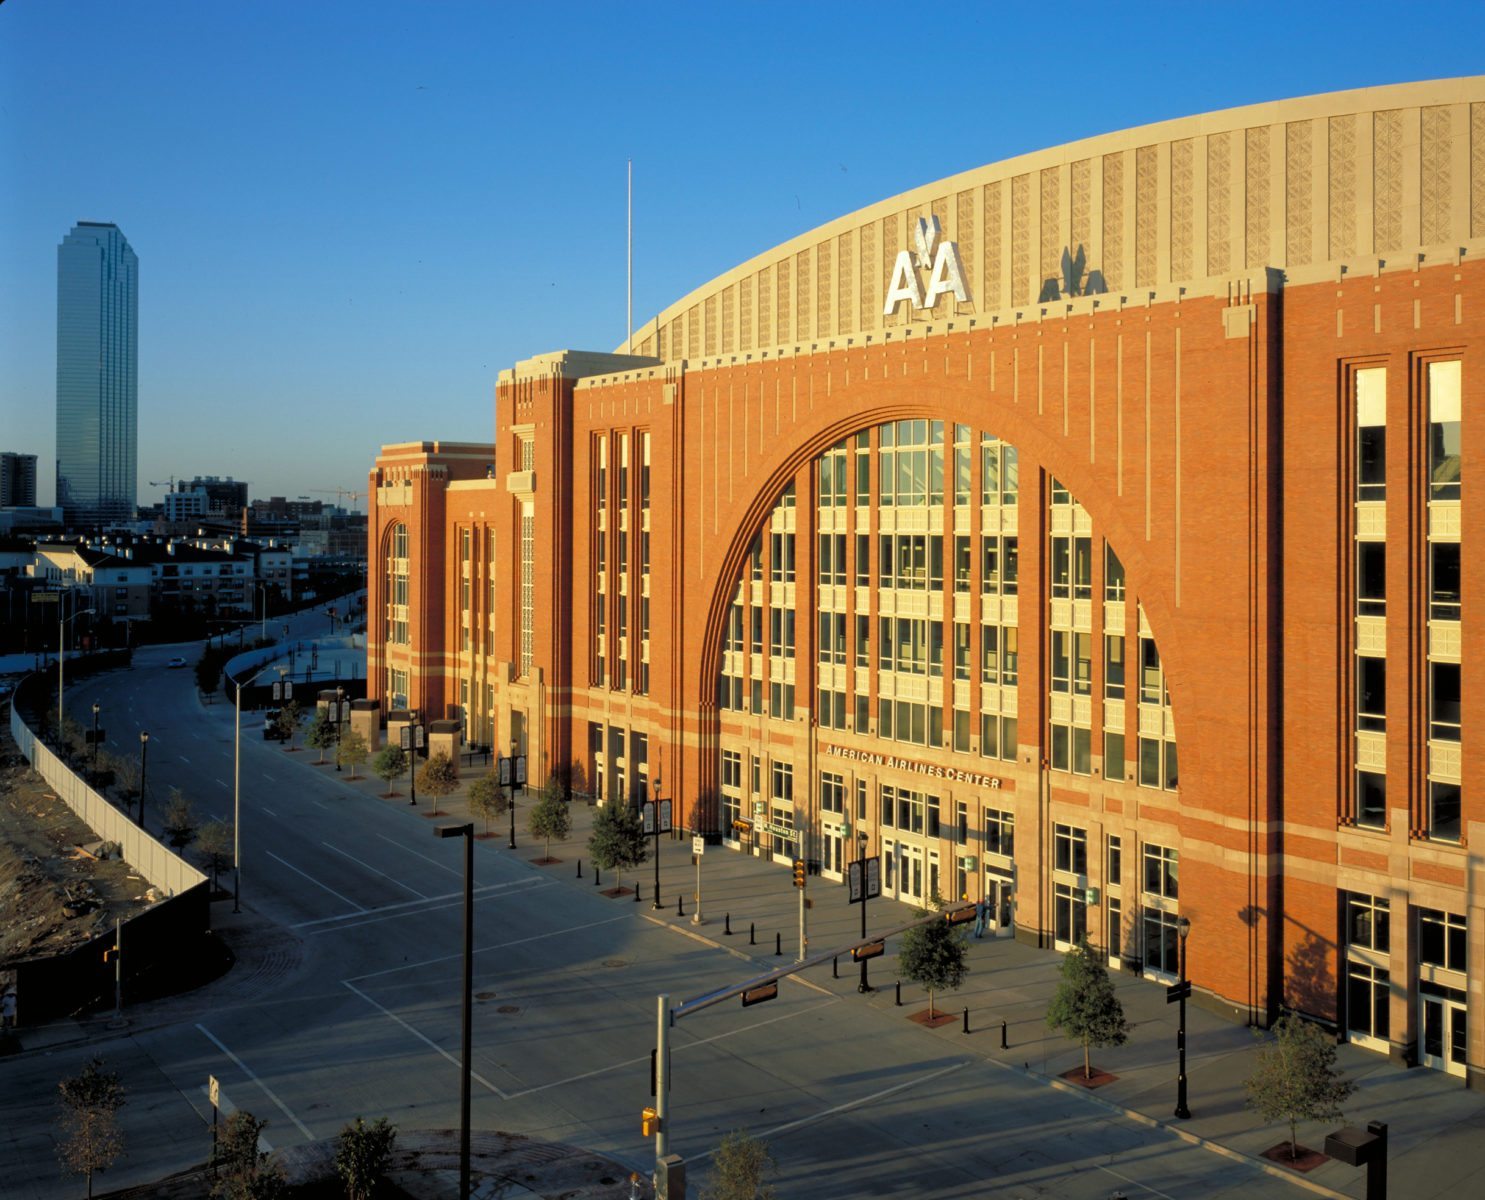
(5, 611, 1307, 1199)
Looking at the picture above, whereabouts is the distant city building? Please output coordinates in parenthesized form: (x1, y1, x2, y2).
(56, 222, 138, 526)
(163, 489, 210, 522)
(0, 452, 38, 506)
(178, 476, 249, 519)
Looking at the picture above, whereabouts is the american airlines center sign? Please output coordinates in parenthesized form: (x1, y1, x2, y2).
(824, 742, 1005, 789)
(883, 215, 971, 315)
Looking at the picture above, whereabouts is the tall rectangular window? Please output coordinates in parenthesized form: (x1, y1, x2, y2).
(1104, 544, 1126, 600)
(1356, 541, 1386, 616)
(519, 508, 534, 677)
(1355, 367, 1386, 502)
(1428, 360, 1461, 501)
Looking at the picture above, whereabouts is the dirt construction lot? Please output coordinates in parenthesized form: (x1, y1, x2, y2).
(0, 715, 150, 981)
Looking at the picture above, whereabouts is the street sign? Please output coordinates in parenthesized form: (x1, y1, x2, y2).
(692, 836, 705, 855)
(642, 799, 674, 835)
(271, 681, 282, 701)
(757, 820, 796, 841)
(741, 982, 778, 1007)
(514, 754, 527, 786)
(498, 757, 511, 786)
(1165, 980, 1192, 1004)
(283, 680, 293, 699)
(400, 726, 411, 751)
(847, 856, 882, 903)
(208, 1075, 219, 1108)
(415, 725, 425, 749)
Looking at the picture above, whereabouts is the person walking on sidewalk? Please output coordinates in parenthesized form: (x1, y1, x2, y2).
(1, 989, 16, 1033)
(972, 899, 987, 939)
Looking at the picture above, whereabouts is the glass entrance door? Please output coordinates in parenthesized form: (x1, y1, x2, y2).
(985, 873, 1014, 937)
(1420, 982, 1467, 1077)
(822, 824, 845, 880)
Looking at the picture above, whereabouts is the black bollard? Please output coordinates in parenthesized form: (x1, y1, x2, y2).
(677, 893, 684, 917)
(750, 922, 756, 945)
(775, 932, 782, 956)
(634, 880, 641, 903)
(895, 981, 902, 1006)
(962, 1008, 970, 1034)
(833, 956, 838, 979)
(594, 866, 601, 887)
(724, 913, 732, 936)
(576, 859, 583, 879)
(1000, 1019, 1008, 1049)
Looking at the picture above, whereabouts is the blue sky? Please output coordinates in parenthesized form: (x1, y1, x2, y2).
(2, 0, 1478, 509)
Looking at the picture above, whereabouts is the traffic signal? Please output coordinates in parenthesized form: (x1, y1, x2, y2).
(792, 859, 806, 888)
(641, 1106, 659, 1136)
(851, 939, 885, 961)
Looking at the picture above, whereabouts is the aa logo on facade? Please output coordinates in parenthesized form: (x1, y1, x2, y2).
(883, 216, 972, 316)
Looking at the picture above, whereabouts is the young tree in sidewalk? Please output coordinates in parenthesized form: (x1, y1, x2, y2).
(897, 904, 969, 1019)
(371, 745, 407, 798)
(272, 701, 303, 749)
(56, 1057, 125, 1200)
(467, 771, 507, 834)
(212, 1109, 286, 1200)
(415, 752, 458, 816)
(197, 820, 234, 895)
(337, 729, 369, 779)
(588, 801, 646, 895)
(528, 782, 572, 860)
(334, 1116, 398, 1200)
(161, 787, 198, 851)
(699, 1129, 776, 1200)
(1046, 936, 1129, 1081)
(1245, 1014, 1355, 1162)
(305, 708, 336, 764)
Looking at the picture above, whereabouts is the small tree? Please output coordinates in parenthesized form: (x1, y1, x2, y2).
(897, 907, 969, 1019)
(213, 1109, 286, 1200)
(1245, 1014, 1355, 1162)
(372, 745, 407, 798)
(700, 1129, 776, 1200)
(107, 753, 139, 809)
(334, 1116, 398, 1200)
(337, 729, 369, 779)
(528, 784, 572, 859)
(306, 708, 336, 764)
(272, 701, 304, 748)
(56, 1057, 125, 1199)
(197, 820, 234, 893)
(416, 752, 458, 816)
(1046, 937, 1129, 1080)
(588, 801, 647, 894)
(162, 787, 198, 851)
(467, 771, 507, 834)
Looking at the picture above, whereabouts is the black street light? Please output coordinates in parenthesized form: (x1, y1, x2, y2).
(1174, 915, 1192, 1120)
(138, 730, 149, 830)
(333, 685, 345, 772)
(401, 719, 421, 806)
(856, 832, 872, 994)
(433, 821, 475, 1200)
(91, 702, 100, 780)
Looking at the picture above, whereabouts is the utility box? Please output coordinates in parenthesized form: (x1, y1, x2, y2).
(655, 1154, 685, 1200)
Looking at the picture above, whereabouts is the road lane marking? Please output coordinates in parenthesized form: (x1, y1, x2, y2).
(179, 755, 190, 764)
(347, 912, 635, 982)
(264, 850, 367, 913)
(310, 799, 327, 810)
(375, 833, 465, 878)
(502, 997, 839, 1100)
(321, 841, 428, 899)
(1096, 1163, 1179, 1200)
(341, 982, 511, 1100)
(749, 1059, 970, 1145)
(262, 806, 277, 817)
(293, 879, 547, 931)
(215, 779, 228, 789)
(196, 1023, 314, 1140)
(263, 773, 277, 782)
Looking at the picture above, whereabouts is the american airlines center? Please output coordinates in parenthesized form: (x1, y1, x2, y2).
(368, 78, 1485, 1084)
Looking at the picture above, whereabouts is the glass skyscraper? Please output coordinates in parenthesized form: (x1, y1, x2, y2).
(56, 221, 138, 524)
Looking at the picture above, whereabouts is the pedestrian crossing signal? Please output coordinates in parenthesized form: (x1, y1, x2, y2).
(792, 859, 806, 888)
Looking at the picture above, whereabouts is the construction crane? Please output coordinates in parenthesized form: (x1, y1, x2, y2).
(149, 476, 179, 492)
(305, 488, 366, 510)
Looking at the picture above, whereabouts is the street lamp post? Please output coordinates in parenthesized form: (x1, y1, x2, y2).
(401, 720, 421, 806)
(233, 662, 287, 914)
(433, 821, 475, 1200)
(138, 731, 149, 829)
(58, 604, 96, 741)
(334, 686, 345, 772)
(1174, 915, 1192, 1120)
(856, 832, 872, 994)
(257, 584, 267, 642)
(91, 702, 100, 780)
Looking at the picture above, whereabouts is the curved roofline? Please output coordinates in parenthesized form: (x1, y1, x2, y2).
(618, 75, 1485, 357)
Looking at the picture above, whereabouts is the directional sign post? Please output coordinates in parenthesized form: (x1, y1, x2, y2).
(691, 836, 705, 926)
(642, 794, 673, 910)
(847, 854, 882, 993)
